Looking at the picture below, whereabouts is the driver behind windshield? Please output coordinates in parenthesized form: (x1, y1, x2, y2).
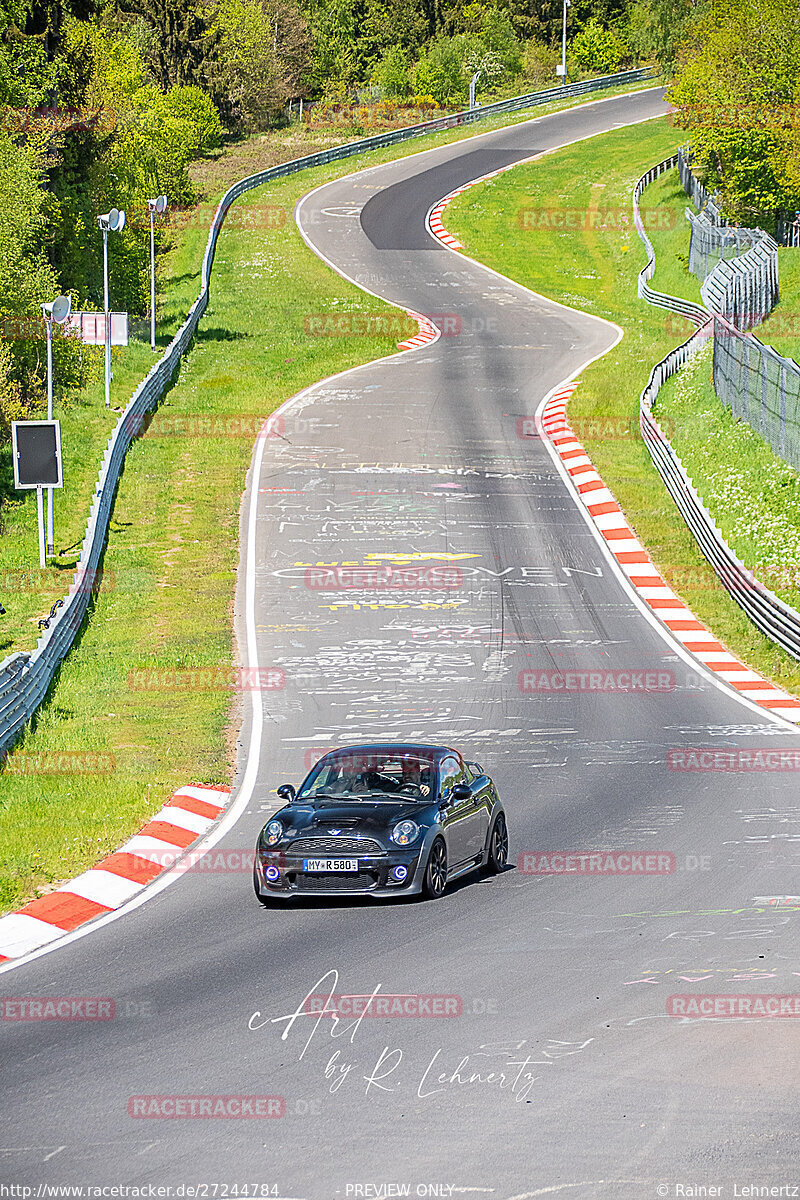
(303, 752, 435, 799)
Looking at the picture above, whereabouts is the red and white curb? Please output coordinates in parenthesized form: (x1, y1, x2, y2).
(428, 189, 466, 249)
(541, 387, 800, 724)
(0, 784, 231, 963)
(397, 312, 441, 351)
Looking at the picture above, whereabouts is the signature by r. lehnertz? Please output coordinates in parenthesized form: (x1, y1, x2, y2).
(248, 969, 591, 1102)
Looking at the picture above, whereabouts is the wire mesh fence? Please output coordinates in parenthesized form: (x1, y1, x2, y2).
(701, 235, 780, 330)
(677, 149, 781, 329)
(679, 146, 800, 248)
(675, 146, 799, 473)
(686, 209, 764, 280)
(677, 150, 726, 226)
(712, 316, 800, 470)
(776, 213, 800, 247)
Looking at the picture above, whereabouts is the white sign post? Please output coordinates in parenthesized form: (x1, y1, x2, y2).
(41, 294, 71, 558)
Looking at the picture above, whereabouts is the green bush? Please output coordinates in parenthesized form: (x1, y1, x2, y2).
(521, 38, 560, 87)
(412, 38, 467, 106)
(159, 85, 221, 156)
(571, 19, 627, 75)
(375, 46, 411, 100)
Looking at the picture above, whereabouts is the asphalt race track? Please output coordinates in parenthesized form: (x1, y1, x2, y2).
(2, 88, 799, 1197)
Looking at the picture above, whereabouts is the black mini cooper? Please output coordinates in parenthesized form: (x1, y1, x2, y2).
(253, 743, 508, 901)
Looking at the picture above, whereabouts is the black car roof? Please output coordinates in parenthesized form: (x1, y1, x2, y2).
(317, 743, 458, 759)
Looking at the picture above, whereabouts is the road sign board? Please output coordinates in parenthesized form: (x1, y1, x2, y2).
(12, 420, 63, 489)
(65, 311, 129, 346)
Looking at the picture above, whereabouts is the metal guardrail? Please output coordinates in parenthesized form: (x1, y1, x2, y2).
(634, 157, 800, 661)
(634, 155, 708, 326)
(0, 65, 659, 757)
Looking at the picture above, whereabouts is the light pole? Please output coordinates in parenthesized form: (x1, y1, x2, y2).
(147, 195, 167, 352)
(97, 207, 126, 408)
(561, 0, 570, 85)
(469, 71, 481, 111)
(41, 294, 71, 558)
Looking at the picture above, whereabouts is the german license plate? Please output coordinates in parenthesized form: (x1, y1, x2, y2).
(302, 858, 359, 872)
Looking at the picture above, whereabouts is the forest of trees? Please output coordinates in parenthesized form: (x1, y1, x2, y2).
(0, 0, 797, 428)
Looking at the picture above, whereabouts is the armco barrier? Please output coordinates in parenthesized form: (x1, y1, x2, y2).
(634, 155, 708, 327)
(0, 66, 658, 757)
(634, 158, 800, 661)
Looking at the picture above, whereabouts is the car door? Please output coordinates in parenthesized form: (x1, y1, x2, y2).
(464, 760, 492, 858)
(438, 754, 478, 867)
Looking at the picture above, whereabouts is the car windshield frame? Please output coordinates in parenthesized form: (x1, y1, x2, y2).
(296, 750, 440, 803)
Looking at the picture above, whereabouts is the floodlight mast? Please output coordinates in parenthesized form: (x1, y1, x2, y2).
(97, 208, 126, 408)
(41, 294, 71, 557)
(147, 196, 168, 352)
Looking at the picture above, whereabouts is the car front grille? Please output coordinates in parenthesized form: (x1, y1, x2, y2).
(288, 837, 383, 855)
(295, 871, 378, 892)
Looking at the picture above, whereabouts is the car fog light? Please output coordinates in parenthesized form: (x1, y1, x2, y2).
(391, 865, 409, 882)
(265, 865, 280, 882)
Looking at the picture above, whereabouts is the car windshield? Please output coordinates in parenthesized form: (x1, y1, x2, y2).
(298, 750, 438, 801)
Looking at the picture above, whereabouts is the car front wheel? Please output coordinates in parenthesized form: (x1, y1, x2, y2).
(422, 839, 448, 899)
(483, 813, 508, 874)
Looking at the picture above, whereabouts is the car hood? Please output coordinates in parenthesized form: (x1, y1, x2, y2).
(267, 799, 432, 837)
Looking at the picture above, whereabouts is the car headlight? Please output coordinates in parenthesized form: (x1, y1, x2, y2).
(391, 819, 420, 846)
(264, 820, 284, 847)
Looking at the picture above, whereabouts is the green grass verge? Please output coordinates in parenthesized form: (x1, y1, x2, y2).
(0, 80, 661, 915)
(445, 115, 800, 696)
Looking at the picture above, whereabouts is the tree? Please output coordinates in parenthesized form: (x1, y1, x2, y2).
(117, 0, 219, 89)
(412, 35, 465, 103)
(301, 0, 360, 92)
(466, 5, 521, 74)
(374, 45, 411, 98)
(668, 0, 800, 221)
(0, 131, 86, 417)
(211, 0, 311, 127)
(570, 17, 627, 74)
(624, 0, 703, 74)
(358, 0, 427, 75)
(0, 30, 58, 107)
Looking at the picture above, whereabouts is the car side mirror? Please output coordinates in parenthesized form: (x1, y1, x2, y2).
(277, 784, 296, 802)
(452, 783, 471, 801)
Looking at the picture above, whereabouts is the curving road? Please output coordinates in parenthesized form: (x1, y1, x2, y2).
(2, 88, 799, 1197)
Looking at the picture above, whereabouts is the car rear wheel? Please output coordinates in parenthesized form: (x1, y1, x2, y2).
(483, 813, 508, 874)
(422, 839, 448, 899)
